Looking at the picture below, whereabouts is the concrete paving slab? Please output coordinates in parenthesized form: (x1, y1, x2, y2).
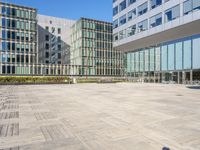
(0, 83, 200, 150)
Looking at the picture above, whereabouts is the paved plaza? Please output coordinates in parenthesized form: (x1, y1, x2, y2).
(0, 83, 200, 150)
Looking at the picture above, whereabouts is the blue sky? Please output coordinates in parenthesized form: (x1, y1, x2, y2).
(4, 0, 113, 22)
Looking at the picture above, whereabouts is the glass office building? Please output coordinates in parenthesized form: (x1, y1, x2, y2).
(113, 0, 200, 83)
(71, 18, 123, 76)
(0, 2, 37, 75)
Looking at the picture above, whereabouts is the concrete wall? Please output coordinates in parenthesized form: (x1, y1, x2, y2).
(113, 0, 200, 52)
(37, 14, 76, 65)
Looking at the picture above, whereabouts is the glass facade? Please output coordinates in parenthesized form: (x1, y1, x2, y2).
(0, 2, 37, 75)
(126, 34, 200, 74)
(71, 18, 123, 76)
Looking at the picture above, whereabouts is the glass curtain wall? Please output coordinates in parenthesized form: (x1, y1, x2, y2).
(126, 34, 200, 80)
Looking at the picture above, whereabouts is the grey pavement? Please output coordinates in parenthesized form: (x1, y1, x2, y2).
(0, 83, 200, 150)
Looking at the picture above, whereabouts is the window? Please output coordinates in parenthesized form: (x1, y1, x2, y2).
(138, 19, 148, 32)
(184, 0, 200, 15)
(25, 22, 29, 30)
(113, 33, 118, 41)
(45, 26, 49, 31)
(45, 52, 49, 58)
(25, 11, 29, 19)
(16, 44, 20, 51)
(31, 23, 35, 30)
(58, 28, 61, 34)
(12, 20, 16, 28)
(2, 30, 6, 39)
(25, 44, 29, 52)
(168, 43, 175, 70)
(193, 36, 200, 69)
(7, 42, 11, 51)
(127, 25, 136, 37)
(184, 0, 192, 15)
(7, 31, 11, 39)
(165, 5, 180, 22)
(12, 8, 16, 16)
(6, 19, 10, 28)
(57, 36, 61, 42)
(138, 2, 148, 16)
(30, 34, 35, 41)
(2, 42, 6, 51)
(26, 55, 29, 63)
(150, 48, 155, 71)
(45, 43, 49, 50)
(21, 33, 24, 41)
(2, 55, 6, 63)
(58, 53, 61, 59)
(144, 49, 149, 71)
(113, 6, 118, 16)
(6, 7, 10, 16)
(119, 30, 126, 40)
(26, 33, 29, 41)
(21, 21, 25, 30)
(140, 51, 144, 72)
(155, 47, 161, 71)
(183, 39, 192, 69)
(16, 10, 20, 17)
(193, 0, 200, 10)
(135, 52, 139, 72)
(16, 32, 20, 41)
(17, 55, 20, 63)
(150, 0, 162, 9)
(2, 18, 6, 27)
(113, 19, 118, 29)
(30, 12, 36, 19)
(12, 32, 15, 40)
(58, 45, 61, 51)
(128, 9, 136, 21)
(16, 21, 20, 29)
(119, 14, 127, 26)
(150, 13, 162, 28)
(175, 42, 183, 70)
(45, 35, 49, 41)
(128, 0, 136, 6)
(161, 45, 168, 71)
(2, 6, 6, 14)
(21, 10, 24, 18)
(119, 0, 126, 12)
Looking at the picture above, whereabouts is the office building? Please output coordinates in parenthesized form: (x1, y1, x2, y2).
(113, 0, 200, 83)
(0, 2, 37, 75)
(37, 14, 75, 65)
(71, 18, 123, 76)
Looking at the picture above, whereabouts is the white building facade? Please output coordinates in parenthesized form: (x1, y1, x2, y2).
(113, 0, 200, 83)
(37, 14, 75, 65)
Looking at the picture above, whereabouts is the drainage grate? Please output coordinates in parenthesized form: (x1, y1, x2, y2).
(34, 112, 56, 120)
(1, 104, 19, 110)
(0, 123, 19, 137)
(40, 124, 68, 141)
(0, 146, 20, 150)
(0, 112, 19, 119)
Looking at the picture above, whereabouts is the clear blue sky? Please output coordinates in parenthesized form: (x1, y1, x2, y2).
(4, 0, 113, 22)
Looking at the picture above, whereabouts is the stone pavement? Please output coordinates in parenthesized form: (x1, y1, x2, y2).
(0, 83, 200, 150)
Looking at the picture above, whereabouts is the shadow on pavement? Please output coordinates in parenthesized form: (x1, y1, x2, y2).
(186, 86, 200, 89)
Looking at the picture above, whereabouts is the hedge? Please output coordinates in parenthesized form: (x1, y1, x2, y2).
(0, 76, 71, 84)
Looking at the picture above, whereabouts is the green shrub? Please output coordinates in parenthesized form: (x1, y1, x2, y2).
(0, 76, 70, 84)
